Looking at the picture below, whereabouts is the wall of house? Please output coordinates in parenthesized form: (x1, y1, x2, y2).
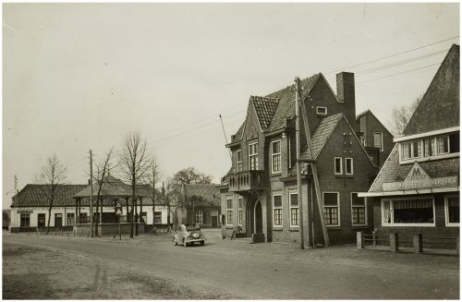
(372, 193, 460, 249)
(363, 112, 394, 167)
(311, 119, 378, 245)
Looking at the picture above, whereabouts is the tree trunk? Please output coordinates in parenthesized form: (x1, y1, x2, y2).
(135, 197, 139, 236)
(130, 193, 135, 239)
(47, 205, 52, 235)
(95, 196, 99, 236)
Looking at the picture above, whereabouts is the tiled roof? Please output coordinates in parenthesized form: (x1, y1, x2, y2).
(231, 122, 246, 143)
(404, 44, 460, 135)
(74, 175, 132, 198)
(183, 184, 221, 206)
(251, 96, 280, 130)
(356, 109, 370, 120)
(300, 113, 344, 160)
(11, 184, 87, 208)
(368, 145, 460, 192)
(266, 74, 320, 133)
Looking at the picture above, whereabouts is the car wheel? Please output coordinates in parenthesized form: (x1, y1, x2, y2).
(174, 241, 178, 246)
(200, 241, 205, 246)
(183, 239, 187, 247)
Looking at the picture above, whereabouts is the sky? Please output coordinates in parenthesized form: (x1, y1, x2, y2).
(3, 3, 460, 209)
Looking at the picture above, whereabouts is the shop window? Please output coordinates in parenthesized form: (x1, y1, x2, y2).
(334, 157, 342, 175)
(272, 140, 281, 173)
(226, 199, 233, 226)
(345, 158, 354, 176)
(273, 195, 283, 227)
(37, 213, 46, 228)
(445, 195, 459, 226)
(351, 193, 366, 226)
(289, 193, 299, 227)
(20, 214, 30, 227)
(323, 192, 340, 227)
(249, 142, 259, 170)
(238, 198, 243, 226)
(382, 198, 434, 226)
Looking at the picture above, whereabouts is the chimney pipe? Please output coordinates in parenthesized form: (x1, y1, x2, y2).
(336, 72, 357, 131)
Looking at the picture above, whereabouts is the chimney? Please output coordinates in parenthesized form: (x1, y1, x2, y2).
(336, 72, 357, 130)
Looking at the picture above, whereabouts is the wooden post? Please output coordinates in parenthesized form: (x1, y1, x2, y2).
(357, 231, 364, 249)
(413, 234, 423, 253)
(390, 233, 399, 252)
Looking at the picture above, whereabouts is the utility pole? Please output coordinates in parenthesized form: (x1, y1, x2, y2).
(295, 77, 305, 250)
(219, 114, 233, 163)
(14, 175, 18, 193)
(89, 150, 94, 238)
(297, 78, 330, 247)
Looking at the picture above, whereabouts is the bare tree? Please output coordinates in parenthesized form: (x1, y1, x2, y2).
(389, 97, 421, 136)
(36, 154, 67, 234)
(162, 179, 179, 230)
(93, 147, 116, 236)
(171, 167, 213, 185)
(144, 156, 161, 228)
(119, 131, 150, 238)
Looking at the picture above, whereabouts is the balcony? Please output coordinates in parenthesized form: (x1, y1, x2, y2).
(229, 170, 266, 192)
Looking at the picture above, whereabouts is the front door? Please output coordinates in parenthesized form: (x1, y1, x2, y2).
(211, 210, 218, 228)
(254, 201, 263, 233)
(55, 213, 63, 228)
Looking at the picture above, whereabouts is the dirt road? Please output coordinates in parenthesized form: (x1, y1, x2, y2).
(3, 232, 459, 299)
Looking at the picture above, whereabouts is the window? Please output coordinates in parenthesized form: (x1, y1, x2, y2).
(401, 133, 460, 162)
(195, 210, 203, 225)
(351, 193, 366, 226)
(345, 158, 353, 176)
(66, 213, 75, 226)
(154, 211, 162, 224)
(360, 137, 366, 147)
(238, 198, 243, 226)
(374, 132, 383, 151)
(236, 150, 243, 172)
(289, 193, 299, 227)
(323, 192, 340, 227)
(334, 157, 342, 175)
(272, 140, 281, 173)
(20, 214, 30, 227)
(249, 142, 259, 170)
(273, 195, 283, 227)
(445, 195, 459, 226)
(38, 213, 46, 228)
(316, 106, 327, 116)
(382, 198, 435, 226)
(226, 199, 233, 226)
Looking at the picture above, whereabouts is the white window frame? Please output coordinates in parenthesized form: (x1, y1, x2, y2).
(323, 192, 340, 227)
(399, 133, 459, 163)
(445, 195, 459, 227)
(238, 198, 243, 226)
(226, 198, 233, 226)
(289, 192, 299, 227)
(249, 142, 259, 170)
(351, 193, 367, 227)
(195, 210, 204, 225)
(236, 150, 243, 172)
(316, 106, 327, 116)
(20, 213, 30, 227)
(271, 140, 282, 174)
(273, 194, 283, 227)
(334, 157, 343, 175)
(374, 132, 384, 151)
(345, 158, 354, 176)
(381, 197, 435, 227)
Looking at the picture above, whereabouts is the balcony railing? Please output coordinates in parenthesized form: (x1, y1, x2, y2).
(229, 170, 266, 192)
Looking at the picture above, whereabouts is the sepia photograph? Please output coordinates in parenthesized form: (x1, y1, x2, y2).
(3, 2, 460, 299)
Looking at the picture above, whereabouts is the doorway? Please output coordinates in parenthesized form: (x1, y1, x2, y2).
(254, 201, 263, 234)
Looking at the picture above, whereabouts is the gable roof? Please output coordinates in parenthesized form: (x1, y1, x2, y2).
(266, 74, 321, 133)
(11, 184, 87, 208)
(182, 184, 221, 206)
(251, 96, 280, 130)
(404, 44, 460, 135)
(368, 145, 459, 192)
(299, 113, 344, 161)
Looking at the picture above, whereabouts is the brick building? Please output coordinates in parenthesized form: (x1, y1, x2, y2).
(178, 184, 221, 228)
(360, 44, 460, 248)
(220, 71, 389, 246)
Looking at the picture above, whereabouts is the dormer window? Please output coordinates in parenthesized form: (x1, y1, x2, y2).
(236, 150, 243, 172)
(316, 106, 327, 116)
(400, 132, 459, 162)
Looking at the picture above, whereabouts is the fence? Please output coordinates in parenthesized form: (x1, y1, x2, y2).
(357, 231, 459, 255)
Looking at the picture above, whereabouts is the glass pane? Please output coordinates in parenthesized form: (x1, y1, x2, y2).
(324, 193, 338, 206)
(351, 193, 365, 206)
(290, 194, 298, 206)
(274, 195, 282, 208)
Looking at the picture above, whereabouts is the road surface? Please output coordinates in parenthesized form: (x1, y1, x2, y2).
(3, 232, 459, 299)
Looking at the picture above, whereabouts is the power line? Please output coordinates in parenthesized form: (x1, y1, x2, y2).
(356, 62, 441, 85)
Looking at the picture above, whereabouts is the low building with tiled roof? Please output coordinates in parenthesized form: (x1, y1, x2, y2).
(220, 70, 387, 245)
(9, 176, 177, 234)
(360, 44, 460, 249)
(178, 184, 221, 228)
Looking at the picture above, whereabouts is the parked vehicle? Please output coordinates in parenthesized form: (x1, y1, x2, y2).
(173, 224, 206, 247)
